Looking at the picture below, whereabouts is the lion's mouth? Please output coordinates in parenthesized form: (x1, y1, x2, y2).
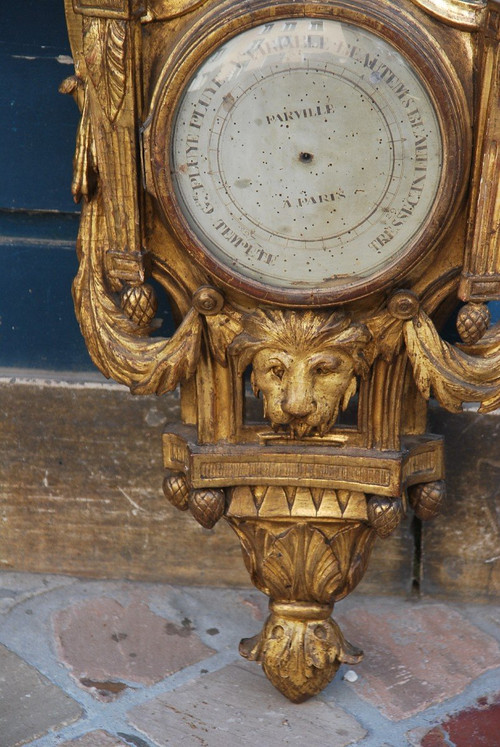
(289, 421, 312, 439)
(272, 419, 331, 439)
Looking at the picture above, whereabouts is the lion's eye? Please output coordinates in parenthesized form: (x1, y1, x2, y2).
(314, 363, 337, 375)
(314, 359, 340, 376)
(270, 365, 285, 380)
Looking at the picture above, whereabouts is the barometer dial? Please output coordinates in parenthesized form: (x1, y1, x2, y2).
(150, 12, 466, 303)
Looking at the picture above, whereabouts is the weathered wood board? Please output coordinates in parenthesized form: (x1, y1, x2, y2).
(0, 379, 414, 593)
(0, 380, 248, 585)
(425, 407, 500, 600)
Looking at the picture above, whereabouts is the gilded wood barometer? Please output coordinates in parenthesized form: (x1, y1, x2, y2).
(63, 0, 500, 701)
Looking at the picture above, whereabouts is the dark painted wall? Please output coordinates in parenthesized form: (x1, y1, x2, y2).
(0, 0, 175, 372)
(0, 0, 90, 371)
(0, 2, 498, 373)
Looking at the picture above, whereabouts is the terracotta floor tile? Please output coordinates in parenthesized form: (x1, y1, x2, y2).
(53, 596, 215, 699)
(336, 601, 500, 720)
(419, 693, 500, 747)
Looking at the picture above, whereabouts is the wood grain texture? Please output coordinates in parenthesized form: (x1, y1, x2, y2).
(425, 407, 500, 600)
(0, 382, 243, 584)
(0, 382, 412, 593)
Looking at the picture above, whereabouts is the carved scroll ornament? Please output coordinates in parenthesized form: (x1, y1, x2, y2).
(405, 307, 500, 413)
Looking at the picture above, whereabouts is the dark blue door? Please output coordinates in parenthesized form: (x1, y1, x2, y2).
(0, 0, 93, 371)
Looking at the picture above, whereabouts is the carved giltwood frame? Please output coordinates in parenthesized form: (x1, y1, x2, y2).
(145, 0, 471, 305)
(63, 0, 500, 701)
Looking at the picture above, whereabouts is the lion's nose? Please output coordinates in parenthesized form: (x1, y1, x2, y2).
(281, 389, 316, 418)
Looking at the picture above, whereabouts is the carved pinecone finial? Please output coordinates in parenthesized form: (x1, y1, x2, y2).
(120, 283, 158, 326)
(367, 496, 404, 538)
(456, 303, 490, 344)
(188, 489, 226, 528)
(163, 471, 189, 511)
(408, 481, 445, 521)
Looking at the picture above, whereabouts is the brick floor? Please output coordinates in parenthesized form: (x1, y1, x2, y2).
(53, 596, 215, 699)
(0, 644, 81, 746)
(128, 662, 367, 746)
(1, 574, 499, 746)
(407, 692, 500, 746)
(336, 600, 500, 720)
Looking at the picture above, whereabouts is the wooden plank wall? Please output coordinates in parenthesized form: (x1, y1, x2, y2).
(425, 406, 500, 600)
(1, 379, 497, 599)
(0, 380, 415, 594)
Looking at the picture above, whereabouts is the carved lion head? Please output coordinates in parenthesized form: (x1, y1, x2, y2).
(229, 309, 371, 438)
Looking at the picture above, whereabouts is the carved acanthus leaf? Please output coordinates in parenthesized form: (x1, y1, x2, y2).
(240, 611, 363, 702)
(144, 0, 206, 21)
(330, 524, 376, 601)
(229, 522, 275, 593)
(83, 17, 127, 123)
(73, 198, 202, 395)
(261, 524, 342, 603)
(205, 310, 243, 366)
(410, 0, 487, 30)
(404, 309, 500, 412)
(72, 91, 97, 202)
(365, 310, 404, 362)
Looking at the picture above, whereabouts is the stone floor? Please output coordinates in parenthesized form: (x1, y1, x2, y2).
(0, 573, 499, 747)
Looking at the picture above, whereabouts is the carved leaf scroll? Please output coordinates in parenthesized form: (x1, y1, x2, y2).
(404, 309, 500, 412)
(144, 0, 206, 21)
(410, 0, 487, 30)
(366, 310, 405, 362)
(330, 524, 376, 601)
(241, 610, 363, 702)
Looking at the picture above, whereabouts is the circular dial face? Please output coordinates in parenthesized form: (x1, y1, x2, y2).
(169, 18, 442, 293)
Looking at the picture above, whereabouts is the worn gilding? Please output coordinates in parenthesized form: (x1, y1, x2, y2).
(63, 0, 499, 702)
